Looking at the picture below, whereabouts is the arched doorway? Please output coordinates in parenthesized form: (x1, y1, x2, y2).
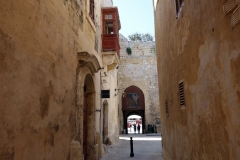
(122, 86, 145, 134)
(72, 52, 101, 160)
(83, 74, 95, 160)
(103, 100, 108, 144)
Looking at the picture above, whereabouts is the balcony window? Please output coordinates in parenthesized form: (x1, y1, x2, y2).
(105, 14, 113, 19)
(101, 7, 121, 58)
(105, 22, 114, 34)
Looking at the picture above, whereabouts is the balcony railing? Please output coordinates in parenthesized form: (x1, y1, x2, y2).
(102, 34, 120, 59)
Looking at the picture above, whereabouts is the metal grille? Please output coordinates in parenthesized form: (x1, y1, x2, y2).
(231, 6, 240, 27)
(179, 81, 185, 107)
(165, 100, 169, 117)
(223, 0, 237, 15)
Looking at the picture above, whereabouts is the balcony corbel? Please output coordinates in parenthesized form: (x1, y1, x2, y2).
(102, 51, 120, 72)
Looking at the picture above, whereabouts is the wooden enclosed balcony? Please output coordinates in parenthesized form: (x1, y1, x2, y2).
(102, 34, 120, 58)
(101, 7, 121, 71)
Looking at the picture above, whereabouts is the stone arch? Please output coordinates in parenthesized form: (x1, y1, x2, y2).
(126, 112, 143, 133)
(70, 52, 101, 160)
(124, 84, 147, 96)
(122, 85, 145, 110)
(103, 100, 109, 144)
(122, 85, 146, 134)
(126, 111, 142, 118)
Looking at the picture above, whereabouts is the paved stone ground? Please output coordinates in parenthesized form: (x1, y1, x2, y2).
(100, 133, 163, 160)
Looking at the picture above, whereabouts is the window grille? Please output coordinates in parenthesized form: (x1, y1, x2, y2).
(178, 81, 185, 108)
(222, 0, 240, 28)
(165, 100, 169, 117)
(231, 6, 240, 27)
(223, 0, 237, 15)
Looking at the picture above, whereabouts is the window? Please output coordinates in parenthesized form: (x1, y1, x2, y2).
(104, 22, 114, 34)
(105, 14, 113, 20)
(178, 80, 186, 109)
(175, 0, 184, 18)
(89, 0, 94, 20)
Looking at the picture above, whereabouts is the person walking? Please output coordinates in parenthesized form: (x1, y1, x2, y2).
(133, 124, 136, 133)
(137, 124, 141, 134)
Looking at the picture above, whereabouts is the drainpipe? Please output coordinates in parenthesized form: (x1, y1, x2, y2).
(100, 69, 103, 142)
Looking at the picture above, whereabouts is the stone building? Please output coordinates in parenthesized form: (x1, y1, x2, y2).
(154, 0, 240, 159)
(0, 0, 121, 159)
(117, 34, 160, 134)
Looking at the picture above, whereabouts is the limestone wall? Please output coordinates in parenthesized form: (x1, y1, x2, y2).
(103, 69, 119, 144)
(98, 0, 120, 146)
(0, 0, 104, 159)
(118, 35, 160, 132)
(154, 0, 240, 159)
(100, 68, 119, 145)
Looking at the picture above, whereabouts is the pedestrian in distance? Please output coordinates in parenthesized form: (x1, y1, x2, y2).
(137, 124, 140, 133)
(134, 124, 136, 133)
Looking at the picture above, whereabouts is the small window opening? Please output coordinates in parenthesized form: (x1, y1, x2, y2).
(104, 22, 114, 34)
(105, 14, 113, 19)
(175, 0, 184, 18)
(178, 81, 186, 109)
(165, 100, 169, 118)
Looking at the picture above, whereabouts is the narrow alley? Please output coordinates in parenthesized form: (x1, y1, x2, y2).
(101, 134, 163, 160)
(1, 0, 240, 159)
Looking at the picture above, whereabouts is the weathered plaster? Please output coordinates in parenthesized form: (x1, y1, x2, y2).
(154, 0, 240, 159)
(0, 0, 106, 159)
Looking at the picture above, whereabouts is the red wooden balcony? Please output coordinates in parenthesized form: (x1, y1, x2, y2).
(102, 34, 120, 59)
(102, 7, 121, 60)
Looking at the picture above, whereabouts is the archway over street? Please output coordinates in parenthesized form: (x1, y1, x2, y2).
(121, 86, 145, 134)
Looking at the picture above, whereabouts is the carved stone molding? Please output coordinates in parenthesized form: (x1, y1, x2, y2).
(77, 52, 102, 74)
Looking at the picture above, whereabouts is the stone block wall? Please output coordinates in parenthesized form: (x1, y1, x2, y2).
(118, 35, 160, 132)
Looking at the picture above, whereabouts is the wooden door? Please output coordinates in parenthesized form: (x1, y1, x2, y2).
(83, 93, 87, 159)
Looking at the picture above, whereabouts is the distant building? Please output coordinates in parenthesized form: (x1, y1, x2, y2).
(118, 34, 160, 134)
